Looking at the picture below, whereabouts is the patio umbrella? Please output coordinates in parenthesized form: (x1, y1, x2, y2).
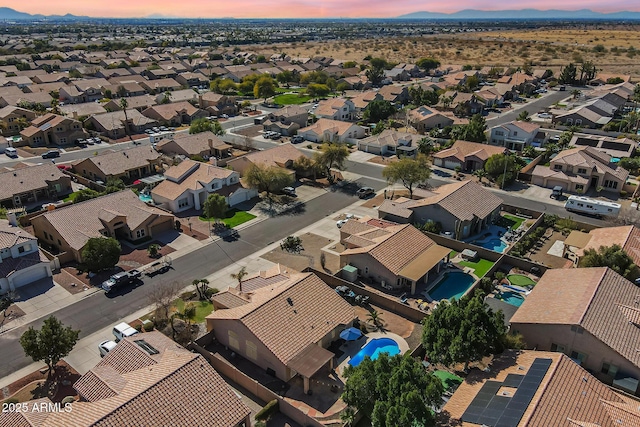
(340, 327, 362, 341)
(133, 179, 142, 185)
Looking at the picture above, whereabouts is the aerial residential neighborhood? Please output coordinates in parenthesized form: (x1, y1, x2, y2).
(2, 5, 640, 427)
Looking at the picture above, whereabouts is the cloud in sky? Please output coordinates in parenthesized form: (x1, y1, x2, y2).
(12, 0, 640, 18)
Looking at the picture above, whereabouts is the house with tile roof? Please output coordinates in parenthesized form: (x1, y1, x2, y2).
(0, 219, 52, 294)
(85, 109, 158, 140)
(19, 113, 88, 147)
(378, 180, 503, 240)
(155, 131, 232, 160)
(0, 163, 72, 209)
(510, 267, 640, 396)
(3, 331, 251, 427)
(0, 105, 36, 136)
(531, 146, 628, 195)
(138, 77, 182, 93)
(569, 133, 635, 159)
(72, 145, 162, 184)
(197, 92, 238, 117)
(489, 120, 542, 150)
(297, 118, 366, 143)
(356, 129, 418, 156)
(314, 98, 357, 122)
(141, 101, 207, 127)
(339, 218, 451, 294)
(151, 159, 256, 212)
(563, 225, 640, 267)
(262, 105, 308, 136)
(31, 190, 174, 264)
(227, 143, 306, 176)
(206, 272, 355, 393)
(408, 106, 454, 134)
(433, 140, 508, 171)
(349, 90, 383, 113)
(442, 349, 640, 427)
(212, 264, 291, 310)
(553, 103, 613, 129)
(102, 94, 157, 113)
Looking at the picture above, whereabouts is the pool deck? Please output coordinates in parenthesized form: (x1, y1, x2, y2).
(335, 332, 409, 377)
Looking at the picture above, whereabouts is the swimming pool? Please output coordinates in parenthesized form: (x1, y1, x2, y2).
(473, 238, 508, 253)
(139, 193, 153, 203)
(348, 338, 400, 367)
(498, 291, 525, 307)
(428, 271, 476, 301)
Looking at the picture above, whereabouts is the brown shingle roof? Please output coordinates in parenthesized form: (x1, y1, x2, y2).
(233, 143, 305, 169)
(151, 159, 233, 200)
(0, 219, 35, 249)
(76, 145, 160, 177)
(156, 131, 227, 156)
(0, 163, 67, 202)
(207, 272, 354, 366)
(511, 267, 640, 370)
(433, 140, 507, 163)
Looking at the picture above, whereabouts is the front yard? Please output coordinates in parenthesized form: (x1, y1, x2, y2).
(273, 93, 313, 105)
(199, 208, 256, 228)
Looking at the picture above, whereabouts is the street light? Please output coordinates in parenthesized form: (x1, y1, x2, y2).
(501, 151, 511, 190)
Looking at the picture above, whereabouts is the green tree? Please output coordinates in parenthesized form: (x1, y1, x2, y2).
(192, 278, 210, 300)
(422, 291, 506, 371)
(313, 142, 350, 184)
(230, 267, 248, 293)
(367, 309, 384, 330)
(449, 113, 487, 143)
(73, 188, 102, 203)
(559, 63, 577, 84)
(254, 75, 276, 101)
(245, 164, 294, 196)
(276, 70, 294, 87)
(473, 168, 488, 183)
(280, 235, 302, 253)
(189, 117, 224, 135)
(202, 193, 228, 223)
(365, 66, 385, 87)
(306, 83, 331, 98)
(81, 237, 121, 273)
(336, 82, 350, 94)
(517, 110, 531, 122)
(104, 178, 125, 194)
(484, 153, 520, 187)
(342, 353, 443, 427)
(147, 243, 160, 257)
(20, 316, 80, 379)
(579, 244, 637, 280)
(363, 100, 396, 123)
(416, 57, 441, 73)
(382, 155, 431, 199)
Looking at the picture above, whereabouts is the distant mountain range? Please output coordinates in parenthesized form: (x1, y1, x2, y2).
(0, 7, 89, 20)
(397, 9, 640, 20)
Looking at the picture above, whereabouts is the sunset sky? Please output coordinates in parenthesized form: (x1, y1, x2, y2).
(7, 1, 640, 19)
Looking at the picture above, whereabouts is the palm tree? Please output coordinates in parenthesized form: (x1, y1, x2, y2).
(340, 407, 356, 427)
(571, 89, 581, 100)
(367, 309, 384, 330)
(313, 142, 349, 184)
(517, 110, 531, 122)
(170, 302, 196, 339)
(120, 98, 130, 140)
(230, 267, 248, 293)
(474, 169, 488, 183)
(192, 278, 210, 300)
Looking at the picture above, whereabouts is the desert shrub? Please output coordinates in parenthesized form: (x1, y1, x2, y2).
(205, 287, 219, 298)
(502, 333, 526, 350)
(143, 321, 155, 332)
(255, 399, 279, 421)
(134, 323, 143, 332)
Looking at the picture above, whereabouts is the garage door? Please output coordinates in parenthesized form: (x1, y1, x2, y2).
(10, 265, 50, 289)
(546, 180, 567, 191)
(444, 160, 460, 170)
(150, 220, 173, 236)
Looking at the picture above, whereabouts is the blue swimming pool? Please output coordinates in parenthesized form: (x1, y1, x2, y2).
(348, 338, 400, 367)
(474, 238, 508, 253)
(139, 193, 153, 203)
(428, 271, 476, 301)
(498, 291, 525, 307)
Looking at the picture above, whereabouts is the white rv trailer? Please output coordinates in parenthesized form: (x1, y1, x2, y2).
(564, 195, 620, 217)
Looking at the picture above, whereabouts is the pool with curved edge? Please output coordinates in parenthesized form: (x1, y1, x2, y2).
(139, 193, 153, 203)
(428, 271, 476, 301)
(348, 338, 400, 367)
(498, 290, 525, 307)
(473, 238, 508, 253)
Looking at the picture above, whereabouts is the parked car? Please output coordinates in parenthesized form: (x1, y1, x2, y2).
(4, 147, 18, 158)
(356, 187, 375, 198)
(336, 219, 349, 228)
(98, 340, 117, 357)
(270, 133, 282, 140)
(101, 271, 140, 293)
(537, 113, 552, 119)
(291, 135, 304, 144)
(112, 322, 138, 342)
(75, 139, 87, 148)
(41, 150, 60, 159)
(282, 186, 296, 197)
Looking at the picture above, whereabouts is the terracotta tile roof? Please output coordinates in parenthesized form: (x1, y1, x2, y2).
(211, 290, 250, 309)
(443, 350, 637, 427)
(207, 272, 354, 366)
(0, 249, 49, 279)
(298, 118, 360, 137)
(232, 143, 305, 169)
(76, 145, 160, 177)
(0, 219, 35, 249)
(142, 101, 203, 121)
(56, 331, 251, 427)
(358, 129, 416, 148)
(510, 120, 541, 133)
(33, 190, 173, 251)
(237, 263, 291, 293)
(433, 140, 506, 163)
(531, 165, 590, 185)
(151, 159, 234, 200)
(156, 131, 227, 156)
(314, 98, 351, 117)
(511, 267, 640, 370)
(552, 146, 628, 181)
(576, 225, 640, 267)
(0, 163, 67, 202)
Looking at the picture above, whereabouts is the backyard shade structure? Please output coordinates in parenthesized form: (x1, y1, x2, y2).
(287, 343, 335, 394)
(340, 327, 362, 341)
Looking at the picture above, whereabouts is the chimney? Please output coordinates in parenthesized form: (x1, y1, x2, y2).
(198, 94, 203, 108)
(72, 111, 78, 120)
(7, 211, 18, 227)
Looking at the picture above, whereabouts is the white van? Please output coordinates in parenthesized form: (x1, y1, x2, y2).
(112, 322, 139, 342)
(5, 147, 17, 158)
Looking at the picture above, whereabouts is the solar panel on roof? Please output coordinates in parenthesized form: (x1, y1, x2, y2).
(502, 374, 524, 387)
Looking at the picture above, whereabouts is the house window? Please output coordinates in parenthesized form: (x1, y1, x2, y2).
(550, 343, 566, 353)
(570, 350, 588, 365)
(570, 325, 584, 334)
(495, 130, 504, 136)
(58, 239, 61, 246)
(228, 330, 239, 351)
(59, 138, 66, 144)
(18, 246, 25, 253)
(33, 136, 43, 144)
(8, 117, 14, 122)
(73, 124, 80, 129)
(364, 267, 369, 275)
(554, 165, 563, 171)
(577, 168, 587, 174)
(178, 198, 189, 208)
(575, 119, 582, 125)
(56, 127, 63, 132)
(575, 184, 584, 191)
(246, 340, 257, 361)
(136, 229, 146, 239)
(604, 180, 618, 189)
(513, 131, 518, 136)
(601, 362, 619, 377)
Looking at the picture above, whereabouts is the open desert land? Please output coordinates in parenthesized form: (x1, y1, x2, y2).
(253, 25, 640, 79)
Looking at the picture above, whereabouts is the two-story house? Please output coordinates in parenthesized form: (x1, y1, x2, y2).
(141, 101, 208, 127)
(151, 159, 257, 212)
(85, 109, 157, 140)
(0, 105, 36, 137)
(313, 98, 357, 121)
(72, 145, 162, 184)
(19, 113, 88, 147)
(155, 132, 231, 161)
(198, 92, 238, 117)
(531, 146, 628, 195)
(489, 120, 542, 150)
(262, 105, 308, 136)
(408, 106, 454, 134)
(0, 218, 52, 293)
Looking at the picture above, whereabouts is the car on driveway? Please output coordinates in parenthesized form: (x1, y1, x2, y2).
(291, 135, 304, 144)
(356, 187, 375, 198)
(102, 271, 140, 293)
(41, 150, 60, 159)
(282, 186, 296, 197)
(98, 340, 117, 357)
(537, 113, 552, 119)
(336, 219, 348, 228)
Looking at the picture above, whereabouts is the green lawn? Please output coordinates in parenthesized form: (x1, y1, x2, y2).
(500, 214, 526, 230)
(457, 258, 495, 277)
(173, 299, 214, 323)
(449, 250, 459, 258)
(273, 93, 313, 105)
(433, 370, 463, 391)
(63, 192, 80, 202)
(507, 274, 536, 287)
(199, 208, 256, 228)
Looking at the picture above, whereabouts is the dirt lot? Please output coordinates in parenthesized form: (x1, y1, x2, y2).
(118, 240, 176, 269)
(2, 360, 80, 403)
(261, 232, 341, 273)
(251, 25, 640, 77)
(53, 267, 92, 294)
(522, 229, 574, 269)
